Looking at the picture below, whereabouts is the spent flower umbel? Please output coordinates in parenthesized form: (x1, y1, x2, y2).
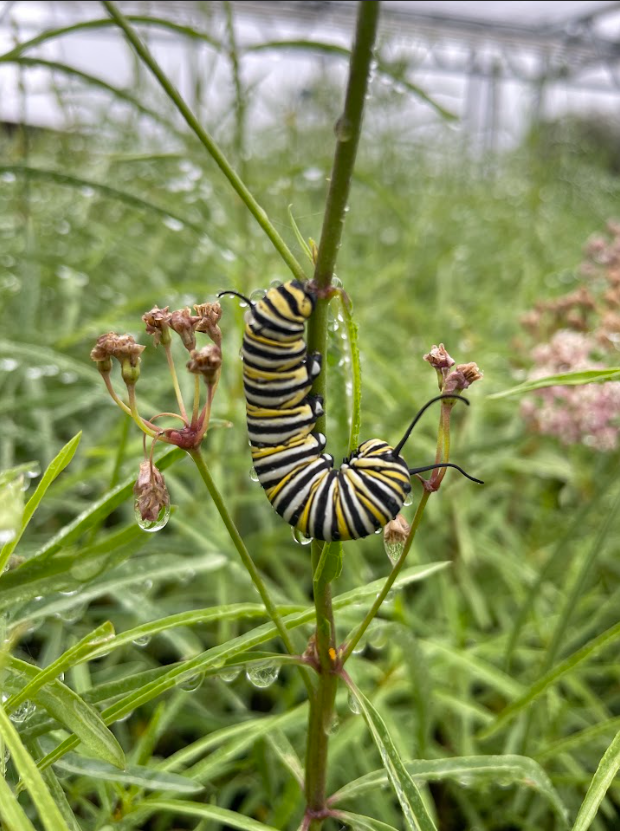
(518, 220, 620, 450)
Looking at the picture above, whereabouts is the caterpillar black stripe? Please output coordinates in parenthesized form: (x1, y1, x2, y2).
(220, 280, 482, 542)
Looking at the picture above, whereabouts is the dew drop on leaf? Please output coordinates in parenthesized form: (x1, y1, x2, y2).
(245, 660, 280, 689)
(347, 690, 361, 715)
(249, 467, 260, 483)
(9, 700, 36, 724)
(219, 666, 241, 683)
(179, 672, 204, 692)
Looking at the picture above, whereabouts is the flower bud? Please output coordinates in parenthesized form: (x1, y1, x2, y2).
(142, 306, 172, 346)
(443, 362, 483, 393)
(170, 308, 197, 351)
(193, 302, 222, 346)
(187, 345, 222, 385)
(423, 343, 455, 370)
(90, 333, 145, 367)
(383, 514, 411, 565)
(133, 460, 170, 525)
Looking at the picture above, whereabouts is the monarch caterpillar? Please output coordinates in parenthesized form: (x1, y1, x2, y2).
(219, 280, 482, 542)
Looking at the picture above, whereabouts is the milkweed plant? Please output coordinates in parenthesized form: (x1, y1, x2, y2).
(3, 2, 620, 831)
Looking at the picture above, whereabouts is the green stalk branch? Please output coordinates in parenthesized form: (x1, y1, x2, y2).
(102, 1, 306, 283)
(188, 448, 313, 696)
(303, 3, 381, 828)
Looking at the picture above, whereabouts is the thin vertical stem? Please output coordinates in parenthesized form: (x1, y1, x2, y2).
(188, 448, 314, 697)
(303, 3, 381, 827)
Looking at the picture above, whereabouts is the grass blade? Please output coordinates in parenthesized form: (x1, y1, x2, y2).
(136, 799, 279, 829)
(0, 432, 81, 571)
(571, 728, 620, 831)
(344, 677, 437, 831)
(0, 772, 37, 831)
(488, 368, 620, 399)
(0, 703, 71, 831)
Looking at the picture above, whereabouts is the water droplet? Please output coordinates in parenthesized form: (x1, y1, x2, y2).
(134, 502, 170, 533)
(58, 602, 87, 625)
(302, 166, 323, 183)
(351, 639, 366, 656)
(369, 625, 388, 650)
(132, 634, 151, 648)
(347, 690, 361, 715)
(250, 288, 266, 302)
(374, 527, 383, 535)
(246, 660, 280, 689)
(9, 700, 35, 724)
(334, 116, 353, 142)
(249, 467, 259, 483)
(384, 540, 404, 566)
(163, 217, 184, 232)
(292, 527, 312, 546)
(0, 358, 18, 372)
(59, 588, 79, 597)
(116, 709, 134, 723)
(3, 747, 10, 766)
(220, 666, 241, 683)
(326, 713, 340, 735)
(269, 279, 282, 289)
(180, 672, 204, 692)
(403, 493, 413, 507)
(332, 276, 343, 289)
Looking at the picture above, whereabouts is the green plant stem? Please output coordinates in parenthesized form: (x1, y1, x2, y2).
(341, 490, 431, 663)
(303, 3, 380, 827)
(102, 1, 306, 283)
(163, 343, 187, 422)
(188, 448, 313, 697)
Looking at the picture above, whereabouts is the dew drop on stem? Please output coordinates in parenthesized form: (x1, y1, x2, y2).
(134, 502, 170, 533)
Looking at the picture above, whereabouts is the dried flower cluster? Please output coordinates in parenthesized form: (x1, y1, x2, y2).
(424, 343, 483, 393)
(91, 299, 224, 528)
(519, 220, 620, 450)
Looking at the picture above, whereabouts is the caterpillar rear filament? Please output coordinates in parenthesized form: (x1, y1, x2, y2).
(220, 280, 482, 542)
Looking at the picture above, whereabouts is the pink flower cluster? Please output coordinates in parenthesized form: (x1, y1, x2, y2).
(520, 221, 620, 451)
(521, 331, 620, 450)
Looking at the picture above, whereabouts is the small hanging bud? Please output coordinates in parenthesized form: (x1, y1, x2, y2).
(187, 345, 222, 384)
(383, 514, 411, 566)
(193, 302, 222, 346)
(142, 306, 172, 346)
(170, 308, 197, 351)
(133, 460, 170, 532)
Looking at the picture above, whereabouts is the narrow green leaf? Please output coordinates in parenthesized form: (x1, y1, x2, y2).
(53, 753, 202, 793)
(0, 704, 71, 831)
(137, 799, 279, 829)
(0, 165, 201, 233)
(333, 812, 401, 831)
(0, 769, 37, 831)
(479, 619, 620, 740)
(5, 622, 115, 713)
(536, 716, 620, 762)
(331, 755, 568, 825)
(313, 541, 343, 588)
(572, 728, 620, 831)
(0, 432, 81, 571)
(0, 15, 224, 61)
(345, 679, 437, 831)
(488, 368, 620, 399)
(8, 659, 125, 770)
(339, 292, 362, 455)
(287, 205, 314, 263)
(34, 563, 449, 771)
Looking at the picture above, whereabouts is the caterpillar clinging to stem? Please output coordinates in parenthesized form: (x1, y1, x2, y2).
(219, 280, 482, 542)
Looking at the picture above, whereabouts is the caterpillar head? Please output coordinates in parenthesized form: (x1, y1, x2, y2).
(347, 439, 412, 493)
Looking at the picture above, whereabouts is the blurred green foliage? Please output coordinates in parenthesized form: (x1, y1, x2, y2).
(2, 11, 620, 830)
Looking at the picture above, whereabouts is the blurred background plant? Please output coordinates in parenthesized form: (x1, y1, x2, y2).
(2, 1, 620, 830)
